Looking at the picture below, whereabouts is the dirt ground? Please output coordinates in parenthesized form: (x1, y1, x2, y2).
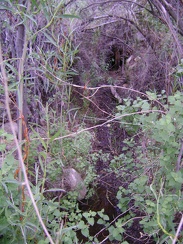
(74, 84, 156, 243)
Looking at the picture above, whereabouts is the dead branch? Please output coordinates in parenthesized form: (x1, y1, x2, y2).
(172, 213, 183, 244)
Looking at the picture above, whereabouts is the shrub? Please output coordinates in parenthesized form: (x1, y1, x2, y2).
(113, 90, 183, 243)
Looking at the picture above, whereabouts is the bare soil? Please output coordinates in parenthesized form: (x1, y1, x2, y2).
(74, 82, 156, 243)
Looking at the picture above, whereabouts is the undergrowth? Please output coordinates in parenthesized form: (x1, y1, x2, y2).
(1, 0, 183, 243)
(110, 89, 183, 243)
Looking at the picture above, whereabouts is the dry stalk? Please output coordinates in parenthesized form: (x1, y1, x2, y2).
(176, 139, 183, 172)
(172, 213, 183, 244)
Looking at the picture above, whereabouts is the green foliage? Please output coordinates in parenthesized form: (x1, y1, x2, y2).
(0, 154, 97, 243)
(29, 119, 94, 179)
(0, 0, 98, 243)
(0, 105, 98, 242)
(1, 0, 183, 242)
(114, 90, 183, 242)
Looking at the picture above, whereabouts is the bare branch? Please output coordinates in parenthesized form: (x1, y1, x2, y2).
(80, 0, 153, 15)
(149, 0, 183, 57)
(176, 139, 183, 171)
(149, 0, 183, 36)
(161, 0, 183, 35)
(172, 213, 183, 244)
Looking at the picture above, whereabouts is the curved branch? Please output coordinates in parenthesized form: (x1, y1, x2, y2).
(149, 0, 183, 36)
(80, 0, 153, 15)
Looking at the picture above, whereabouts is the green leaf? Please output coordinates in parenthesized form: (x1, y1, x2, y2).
(146, 91, 157, 101)
(0, 4, 13, 12)
(31, 128, 47, 150)
(24, 13, 38, 26)
(31, 0, 39, 7)
(87, 217, 94, 226)
(38, 239, 49, 244)
(81, 227, 89, 237)
(97, 219, 105, 225)
(0, 216, 9, 231)
(166, 122, 175, 133)
(177, 66, 183, 74)
(43, 32, 57, 47)
(108, 225, 115, 233)
(0, 144, 6, 151)
(103, 214, 109, 221)
(50, 129, 62, 142)
(141, 101, 150, 111)
(53, 209, 61, 217)
(89, 210, 97, 217)
(171, 172, 183, 183)
(146, 200, 155, 207)
(77, 220, 86, 229)
(113, 228, 121, 237)
(83, 212, 89, 218)
(165, 114, 172, 124)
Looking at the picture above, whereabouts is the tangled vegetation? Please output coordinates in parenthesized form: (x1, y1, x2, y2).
(0, 0, 183, 243)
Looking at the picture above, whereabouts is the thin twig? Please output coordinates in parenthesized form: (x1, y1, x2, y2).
(42, 66, 167, 110)
(54, 109, 165, 141)
(176, 139, 183, 171)
(172, 213, 183, 244)
(30, 108, 165, 142)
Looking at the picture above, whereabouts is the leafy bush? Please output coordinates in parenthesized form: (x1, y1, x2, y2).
(113, 90, 183, 243)
(0, 0, 98, 242)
